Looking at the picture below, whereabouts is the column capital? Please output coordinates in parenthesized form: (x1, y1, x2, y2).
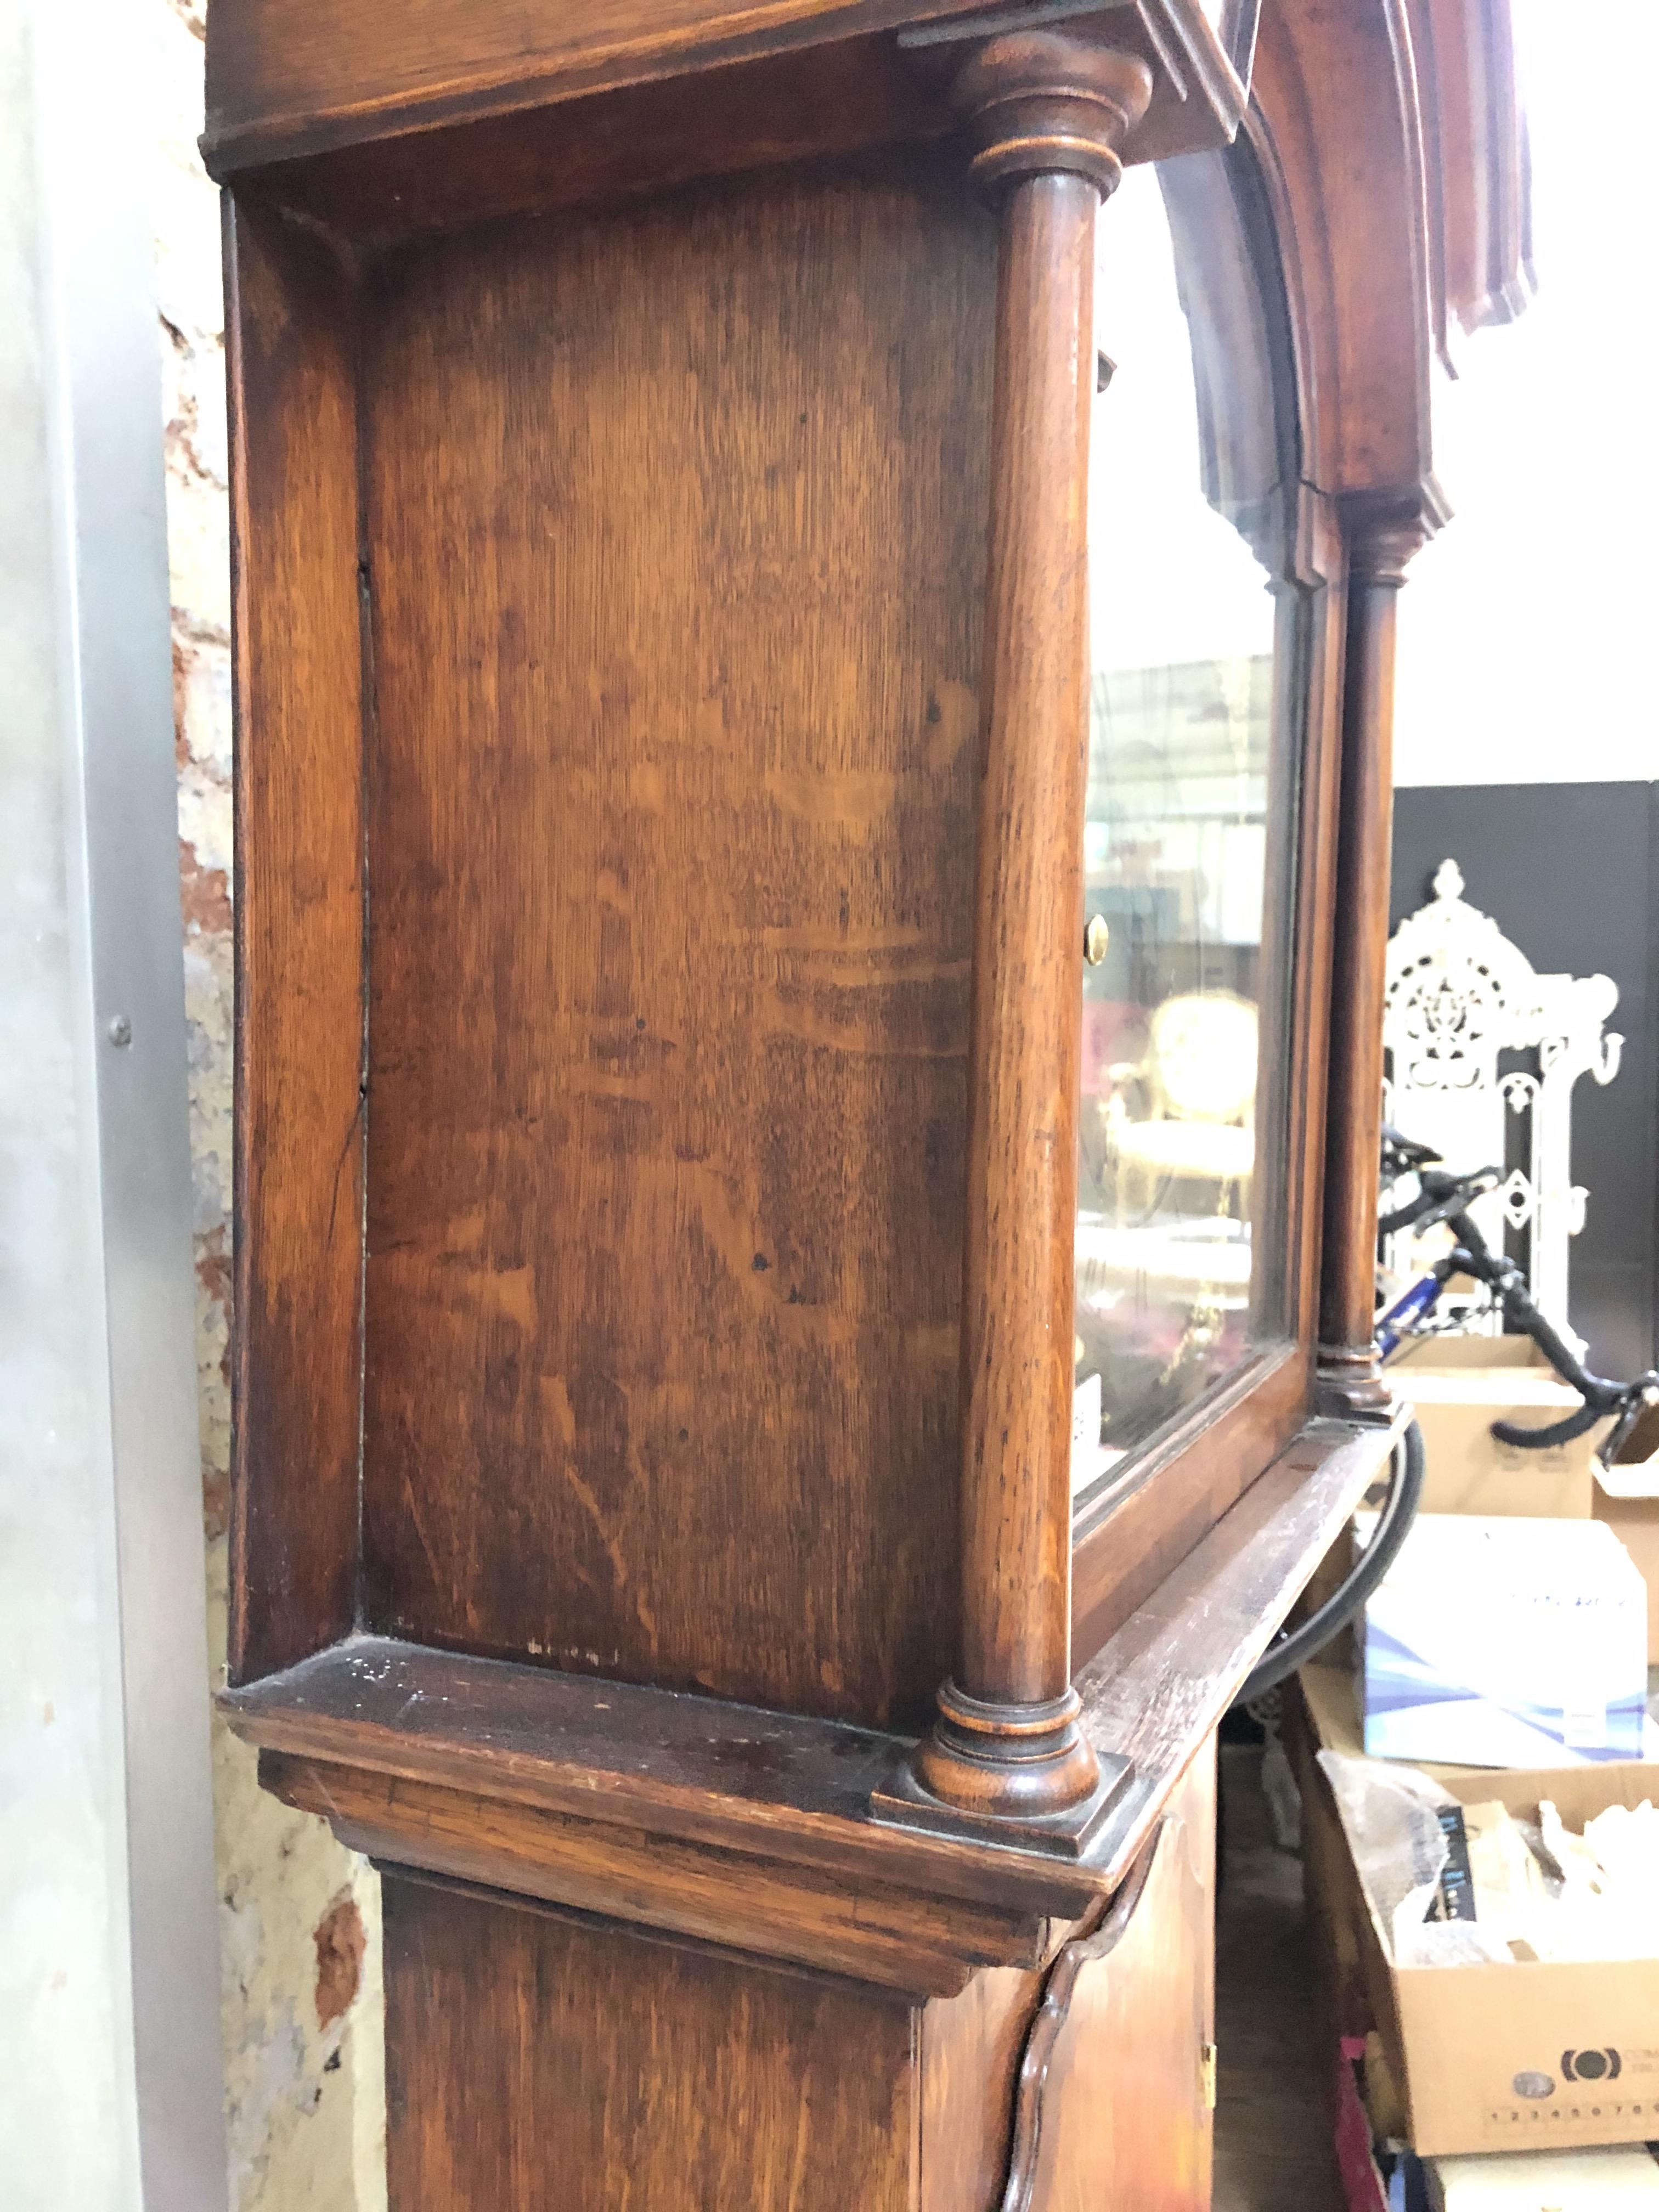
(951, 30, 1154, 199)
(1340, 476, 1453, 586)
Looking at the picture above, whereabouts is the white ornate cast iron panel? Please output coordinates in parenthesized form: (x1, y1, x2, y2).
(1383, 859, 1622, 1346)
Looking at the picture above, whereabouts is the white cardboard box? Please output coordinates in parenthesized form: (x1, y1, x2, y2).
(1360, 1516, 1648, 1767)
(1429, 2147, 1659, 2208)
(1297, 1665, 1659, 2159)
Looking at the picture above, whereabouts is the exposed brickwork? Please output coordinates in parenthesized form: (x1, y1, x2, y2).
(313, 1894, 369, 2033)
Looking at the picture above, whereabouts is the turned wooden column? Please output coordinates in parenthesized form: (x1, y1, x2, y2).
(1317, 484, 1448, 1417)
(879, 32, 1151, 1851)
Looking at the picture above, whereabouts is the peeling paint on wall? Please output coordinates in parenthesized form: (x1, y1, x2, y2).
(149, 3, 386, 2204)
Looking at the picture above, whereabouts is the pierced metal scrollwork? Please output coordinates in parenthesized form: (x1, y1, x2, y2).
(1382, 859, 1622, 1350)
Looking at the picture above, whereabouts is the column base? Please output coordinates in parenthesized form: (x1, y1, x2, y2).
(1315, 1341, 1397, 1424)
(870, 1683, 1131, 1860)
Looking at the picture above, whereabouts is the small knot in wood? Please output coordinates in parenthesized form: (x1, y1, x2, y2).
(951, 31, 1155, 199)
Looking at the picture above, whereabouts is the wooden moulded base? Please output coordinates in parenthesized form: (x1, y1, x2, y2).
(377, 1750, 1220, 2212)
(869, 1713, 1133, 1861)
(1316, 1340, 1401, 1425)
(222, 1412, 1400, 1979)
(221, 1415, 1399, 2205)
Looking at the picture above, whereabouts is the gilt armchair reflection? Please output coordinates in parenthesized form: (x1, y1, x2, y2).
(1075, 989, 1259, 1468)
(1070, 160, 1279, 1475)
(1103, 989, 1257, 1226)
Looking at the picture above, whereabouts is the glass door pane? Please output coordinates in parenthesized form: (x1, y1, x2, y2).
(1074, 160, 1281, 1489)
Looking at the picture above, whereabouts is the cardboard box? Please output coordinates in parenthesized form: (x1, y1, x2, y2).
(1390, 1335, 1607, 1519)
(1427, 2147, 1659, 2209)
(1595, 1496, 1659, 1666)
(1359, 1516, 1649, 1767)
(1594, 1400, 1659, 1666)
(1297, 1664, 1659, 2159)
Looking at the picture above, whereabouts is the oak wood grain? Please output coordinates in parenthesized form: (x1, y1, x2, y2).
(225, 199, 365, 1683)
(220, 1408, 1397, 1924)
(357, 160, 994, 1731)
(380, 1872, 919, 2211)
(231, 36, 961, 247)
(224, 1631, 1107, 1925)
(999, 1830, 1161, 2210)
(205, 0, 1002, 171)
(952, 67, 1127, 1715)
(919, 1963, 1045, 2211)
(896, 31, 1156, 1841)
(1018, 1752, 1216, 2210)
(202, 0, 1246, 180)
(208, 2, 1534, 2201)
(218, 0, 1529, 1724)
(263, 1748, 1045, 1995)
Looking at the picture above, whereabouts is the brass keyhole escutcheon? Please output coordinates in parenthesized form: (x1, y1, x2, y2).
(1084, 914, 1109, 967)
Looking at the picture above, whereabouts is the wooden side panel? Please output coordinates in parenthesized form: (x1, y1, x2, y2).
(227, 199, 365, 1681)
(1026, 1746, 1216, 2212)
(918, 1965, 1041, 2212)
(358, 163, 992, 1729)
(381, 1876, 918, 2212)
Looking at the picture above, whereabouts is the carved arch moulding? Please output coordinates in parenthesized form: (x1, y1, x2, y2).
(1247, 0, 1529, 506)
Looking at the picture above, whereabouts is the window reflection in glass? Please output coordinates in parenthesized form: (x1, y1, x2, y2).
(1074, 162, 1278, 1488)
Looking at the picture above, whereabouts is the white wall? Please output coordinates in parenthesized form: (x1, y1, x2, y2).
(1393, 0, 1659, 789)
(0, 23, 139, 2201)
(0, 3, 225, 2204)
